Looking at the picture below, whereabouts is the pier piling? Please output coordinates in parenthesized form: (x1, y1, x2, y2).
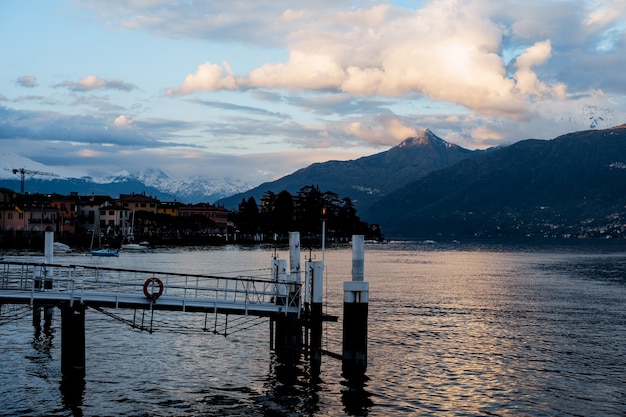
(61, 304, 86, 378)
(271, 232, 303, 363)
(342, 235, 369, 378)
(306, 260, 324, 373)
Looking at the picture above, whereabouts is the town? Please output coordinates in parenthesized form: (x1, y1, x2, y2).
(0, 184, 382, 252)
(0, 188, 230, 251)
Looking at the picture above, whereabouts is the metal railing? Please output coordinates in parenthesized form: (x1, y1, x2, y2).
(0, 261, 301, 314)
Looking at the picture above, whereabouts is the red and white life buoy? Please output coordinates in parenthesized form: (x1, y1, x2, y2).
(143, 277, 164, 300)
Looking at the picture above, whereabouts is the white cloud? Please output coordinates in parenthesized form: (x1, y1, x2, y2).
(166, 62, 238, 96)
(513, 40, 567, 100)
(164, 0, 571, 121)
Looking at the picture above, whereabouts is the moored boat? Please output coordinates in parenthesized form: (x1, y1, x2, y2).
(90, 248, 119, 257)
(121, 243, 147, 251)
(53, 242, 72, 254)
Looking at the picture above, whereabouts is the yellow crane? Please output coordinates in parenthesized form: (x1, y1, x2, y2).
(12, 168, 58, 194)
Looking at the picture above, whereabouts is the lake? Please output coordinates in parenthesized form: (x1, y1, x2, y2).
(1, 239, 625, 416)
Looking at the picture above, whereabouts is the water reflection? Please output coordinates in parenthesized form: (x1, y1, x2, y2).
(263, 355, 323, 416)
(60, 376, 85, 417)
(341, 375, 373, 416)
(32, 306, 54, 344)
(32, 306, 85, 417)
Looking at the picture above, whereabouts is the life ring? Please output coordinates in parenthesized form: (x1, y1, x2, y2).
(143, 277, 164, 300)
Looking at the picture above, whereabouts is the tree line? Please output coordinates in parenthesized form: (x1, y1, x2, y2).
(230, 185, 383, 243)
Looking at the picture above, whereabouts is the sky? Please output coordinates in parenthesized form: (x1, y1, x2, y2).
(1, 0, 626, 186)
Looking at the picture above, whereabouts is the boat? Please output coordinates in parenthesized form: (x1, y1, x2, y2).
(90, 225, 119, 257)
(90, 248, 119, 257)
(53, 242, 72, 254)
(120, 242, 148, 251)
(121, 209, 148, 251)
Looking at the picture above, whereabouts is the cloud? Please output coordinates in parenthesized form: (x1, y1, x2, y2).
(113, 115, 132, 127)
(341, 117, 419, 146)
(16, 75, 37, 88)
(0, 106, 175, 148)
(188, 98, 288, 118)
(80, 1, 626, 126)
(163, 1, 569, 120)
(512, 40, 567, 100)
(57, 75, 137, 92)
(584, 0, 626, 27)
(166, 62, 237, 96)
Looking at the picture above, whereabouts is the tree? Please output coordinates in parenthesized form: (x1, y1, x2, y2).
(294, 185, 327, 235)
(334, 197, 361, 235)
(274, 190, 294, 235)
(236, 197, 259, 236)
(231, 185, 383, 242)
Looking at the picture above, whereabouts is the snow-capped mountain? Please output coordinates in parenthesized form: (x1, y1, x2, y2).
(0, 153, 253, 203)
(129, 168, 254, 203)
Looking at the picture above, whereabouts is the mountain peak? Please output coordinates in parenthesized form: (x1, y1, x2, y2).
(397, 128, 444, 148)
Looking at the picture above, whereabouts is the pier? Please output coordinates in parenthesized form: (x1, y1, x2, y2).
(0, 230, 369, 381)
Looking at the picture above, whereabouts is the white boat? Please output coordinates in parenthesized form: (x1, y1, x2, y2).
(121, 242, 148, 251)
(53, 242, 72, 254)
(121, 209, 148, 251)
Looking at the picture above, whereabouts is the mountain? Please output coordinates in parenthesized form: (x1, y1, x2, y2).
(216, 128, 482, 210)
(131, 168, 253, 203)
(0, 160, 252, 203)
(364, 124, 626, 238)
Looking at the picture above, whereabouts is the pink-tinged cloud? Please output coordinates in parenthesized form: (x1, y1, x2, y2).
(16, 75, 37, 88)
(166, 62, 238, 96)
(113, 115, 132, 127)
(166, 1, 565, 120)
(57, 75, 137, 91)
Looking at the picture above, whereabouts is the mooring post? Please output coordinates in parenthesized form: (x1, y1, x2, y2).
(271, 232, 303, 363)
(272, 258, 288, 306)
(61, 304, 86, 378)
(270, 258, 286, 351)
(44, 227, 54, 265)
(43, 228, 54, 328)
(342, 235, 369, 378)
(306, 260, 324, 373)
(289, 231, 301, 281)
(34, 227, 55, 329)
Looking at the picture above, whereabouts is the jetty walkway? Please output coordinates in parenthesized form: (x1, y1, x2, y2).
(0, 260, 301, 316)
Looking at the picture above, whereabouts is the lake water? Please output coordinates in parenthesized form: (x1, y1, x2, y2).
(1, 240, 626, 416)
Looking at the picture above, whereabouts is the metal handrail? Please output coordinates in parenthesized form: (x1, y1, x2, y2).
(0, 260, 301, 312)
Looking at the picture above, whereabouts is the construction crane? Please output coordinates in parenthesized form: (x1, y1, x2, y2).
(12, 168, 58, 194)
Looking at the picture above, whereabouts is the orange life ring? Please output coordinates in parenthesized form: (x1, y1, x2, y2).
(143, 277, 164, 300)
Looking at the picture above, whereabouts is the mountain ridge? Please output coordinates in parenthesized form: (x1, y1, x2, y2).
(216, 128, 483, 210)
(364, 124, 626, 238)
(0, 158, 253, 203)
